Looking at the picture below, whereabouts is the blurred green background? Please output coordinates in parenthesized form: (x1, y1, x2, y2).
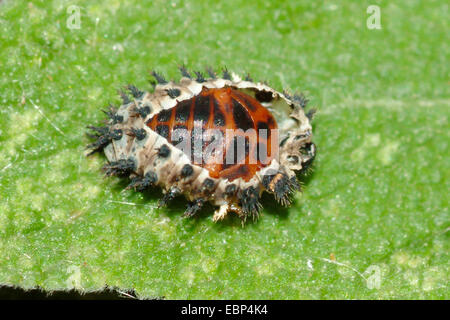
(0, 0, 448, 299)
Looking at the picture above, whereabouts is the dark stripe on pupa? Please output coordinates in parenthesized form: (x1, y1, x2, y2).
(157, 109, 172, 122)
(175, 100, 192, 122)
(193, 95, 211, 123)
(232, 99, 254, 131)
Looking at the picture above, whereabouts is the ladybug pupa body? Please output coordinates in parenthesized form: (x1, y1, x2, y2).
(87, 67, 316, 222)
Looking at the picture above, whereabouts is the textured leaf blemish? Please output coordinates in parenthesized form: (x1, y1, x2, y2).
(379, 141, 400, 165)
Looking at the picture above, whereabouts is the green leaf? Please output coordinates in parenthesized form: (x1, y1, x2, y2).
(0, 0, 448, 299)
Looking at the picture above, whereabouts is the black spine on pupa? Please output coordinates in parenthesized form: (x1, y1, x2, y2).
(194, 71, 206, 83)
(126, 171, 158, 191)
(86, 126, 122, 156)
(151, 71, 167, 84)
(103, 158, 136, 177)
(103, 106, 123, 124)
(127, 85, 144, 98)
(179, 65, 191, 78)
(293, 93, 309, 109)
(222, 67, 231, 80)
(184, 198, 204, 217)
(118, 90, 131, 104)
(262, 172, 300, 207)
(158, 186, 181, 207)
(240, 186, 262, 220)
(206, 67, 216, 79)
